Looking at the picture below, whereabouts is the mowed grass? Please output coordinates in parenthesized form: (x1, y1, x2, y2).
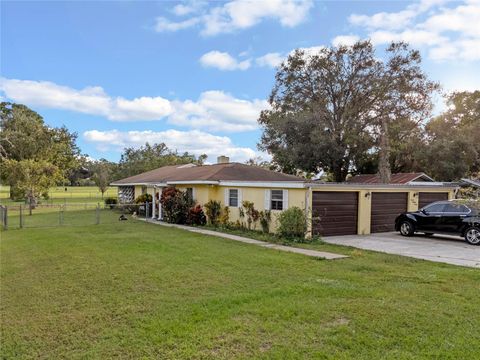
(1, 220, 479, 359)
(4, 207, 125, 229)
(0, 185, 116, 203)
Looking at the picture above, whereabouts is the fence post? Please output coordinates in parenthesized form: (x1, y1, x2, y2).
(0, 206, 6, 230)
(96, 204, 100, 225)
(19, 204, 23, 229)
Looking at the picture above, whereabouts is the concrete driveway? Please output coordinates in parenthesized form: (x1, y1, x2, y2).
(324, 232, 480, 268)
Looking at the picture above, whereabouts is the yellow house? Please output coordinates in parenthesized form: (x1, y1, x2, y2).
(111, 157, 457, 236)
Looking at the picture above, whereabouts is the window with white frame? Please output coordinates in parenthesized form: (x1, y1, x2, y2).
(271, 190, 283, 210)
(228, 189, 239, 207)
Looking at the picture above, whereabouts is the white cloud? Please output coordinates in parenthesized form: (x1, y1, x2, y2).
(199, 51, 251, 70)
(170, 90, 268, 132)
(331, 35, 360, 47)
(171, 1, 206, 16)
(199, 45, 328, 71)
(154, 0, 314, 36)
(0, 78, 267, 132)
(291, 45, 325, 56)
(0, 78, 173, 121)
(256, 52, 284, 68)
(83, 129, 258, 162)
(346, 0, 480, 61)
(154, 16, 200, 32)
(348, 0, 446, 30)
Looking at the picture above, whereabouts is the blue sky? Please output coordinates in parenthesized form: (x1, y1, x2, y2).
(1, 0, 479, 163)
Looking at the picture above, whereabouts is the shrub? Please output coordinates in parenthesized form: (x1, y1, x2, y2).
(242, 201, 260, 230)
(160, 186, 194, 224)
(277, 207, 307, 241)
(187, 205, 207, 226)
(259, 210, 271, 233)
(134, 194, 153, 216)
(204, 200, 222, 226)
(104, 197, 118, 209)
(219, 206, 230, 226)
(135, 193, 153, 204)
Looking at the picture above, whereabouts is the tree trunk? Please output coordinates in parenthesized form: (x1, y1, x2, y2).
(378, 118, 391, 184)
(27, 190, 36, 216)
(333, 162, 346, 182)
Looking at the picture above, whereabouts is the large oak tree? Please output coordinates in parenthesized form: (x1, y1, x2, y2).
(258, 41, 438, 182)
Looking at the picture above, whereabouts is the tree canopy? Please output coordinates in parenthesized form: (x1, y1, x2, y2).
(258, 41, 439, 182)
(115, 142, 206, 180)
(420, 91, 480, 181)
(0, 102, 81, 201)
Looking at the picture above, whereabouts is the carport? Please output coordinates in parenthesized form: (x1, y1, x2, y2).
(308, 183, 457, 237)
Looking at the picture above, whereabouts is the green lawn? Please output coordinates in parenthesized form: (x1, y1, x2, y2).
(1, 220, 479, 359)
(0, 185, 117, 202)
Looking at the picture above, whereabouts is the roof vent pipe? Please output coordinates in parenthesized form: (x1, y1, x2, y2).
(217, 155, 229, 164)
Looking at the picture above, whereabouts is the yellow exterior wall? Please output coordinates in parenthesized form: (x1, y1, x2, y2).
(141, 183, 455, 236)
(134, 185, 142, 199)
(154, 184, 306, 233)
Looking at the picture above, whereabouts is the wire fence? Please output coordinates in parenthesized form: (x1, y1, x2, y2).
(0, 203, 153, 230)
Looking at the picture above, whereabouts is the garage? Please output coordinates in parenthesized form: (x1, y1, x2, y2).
(418, 192, 449, 208)
(312, 191, 358, 236)
(371, 192, 408, 233)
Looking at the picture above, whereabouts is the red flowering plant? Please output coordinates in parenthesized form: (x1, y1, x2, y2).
(186, 204, 206, 226)
(160, 186, 194, 224)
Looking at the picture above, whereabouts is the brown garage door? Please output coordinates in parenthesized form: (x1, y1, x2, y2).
(312, 192, 358, 236)
(418, 192, 449, 208)
(371, 192, 408, 233)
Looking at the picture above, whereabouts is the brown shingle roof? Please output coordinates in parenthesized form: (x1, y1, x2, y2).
(348, 173, 434, 184)
(111, 163, 304, 185)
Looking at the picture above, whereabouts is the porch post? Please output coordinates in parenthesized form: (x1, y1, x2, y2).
(157, 187, 163, 220)
(152, 186, 156, 219)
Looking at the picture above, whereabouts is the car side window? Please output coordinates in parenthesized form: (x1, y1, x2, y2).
(423, 203, 446, 213)
(444, 203, 469, 213)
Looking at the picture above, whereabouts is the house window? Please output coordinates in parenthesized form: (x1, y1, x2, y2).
(271, 190, 283, 210)
(186, 188, 193, 200)
(141, 186, 147, 195)
(229, 189, 238, 207)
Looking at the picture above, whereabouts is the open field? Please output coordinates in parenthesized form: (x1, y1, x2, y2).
(0, 185, 117, 203)
(1, 219, 479, 359)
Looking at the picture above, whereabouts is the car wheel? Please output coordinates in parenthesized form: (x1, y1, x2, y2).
(399, 221, 414, 236)
(464, 227, 480, 245)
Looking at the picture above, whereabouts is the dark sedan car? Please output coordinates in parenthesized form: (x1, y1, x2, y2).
(395, 200, 480, 245)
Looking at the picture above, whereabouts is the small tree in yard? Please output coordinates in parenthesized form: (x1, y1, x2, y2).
(277, 207, 308, 241)
(3, 159, 62, 214)
(92, 160, 114, 198)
